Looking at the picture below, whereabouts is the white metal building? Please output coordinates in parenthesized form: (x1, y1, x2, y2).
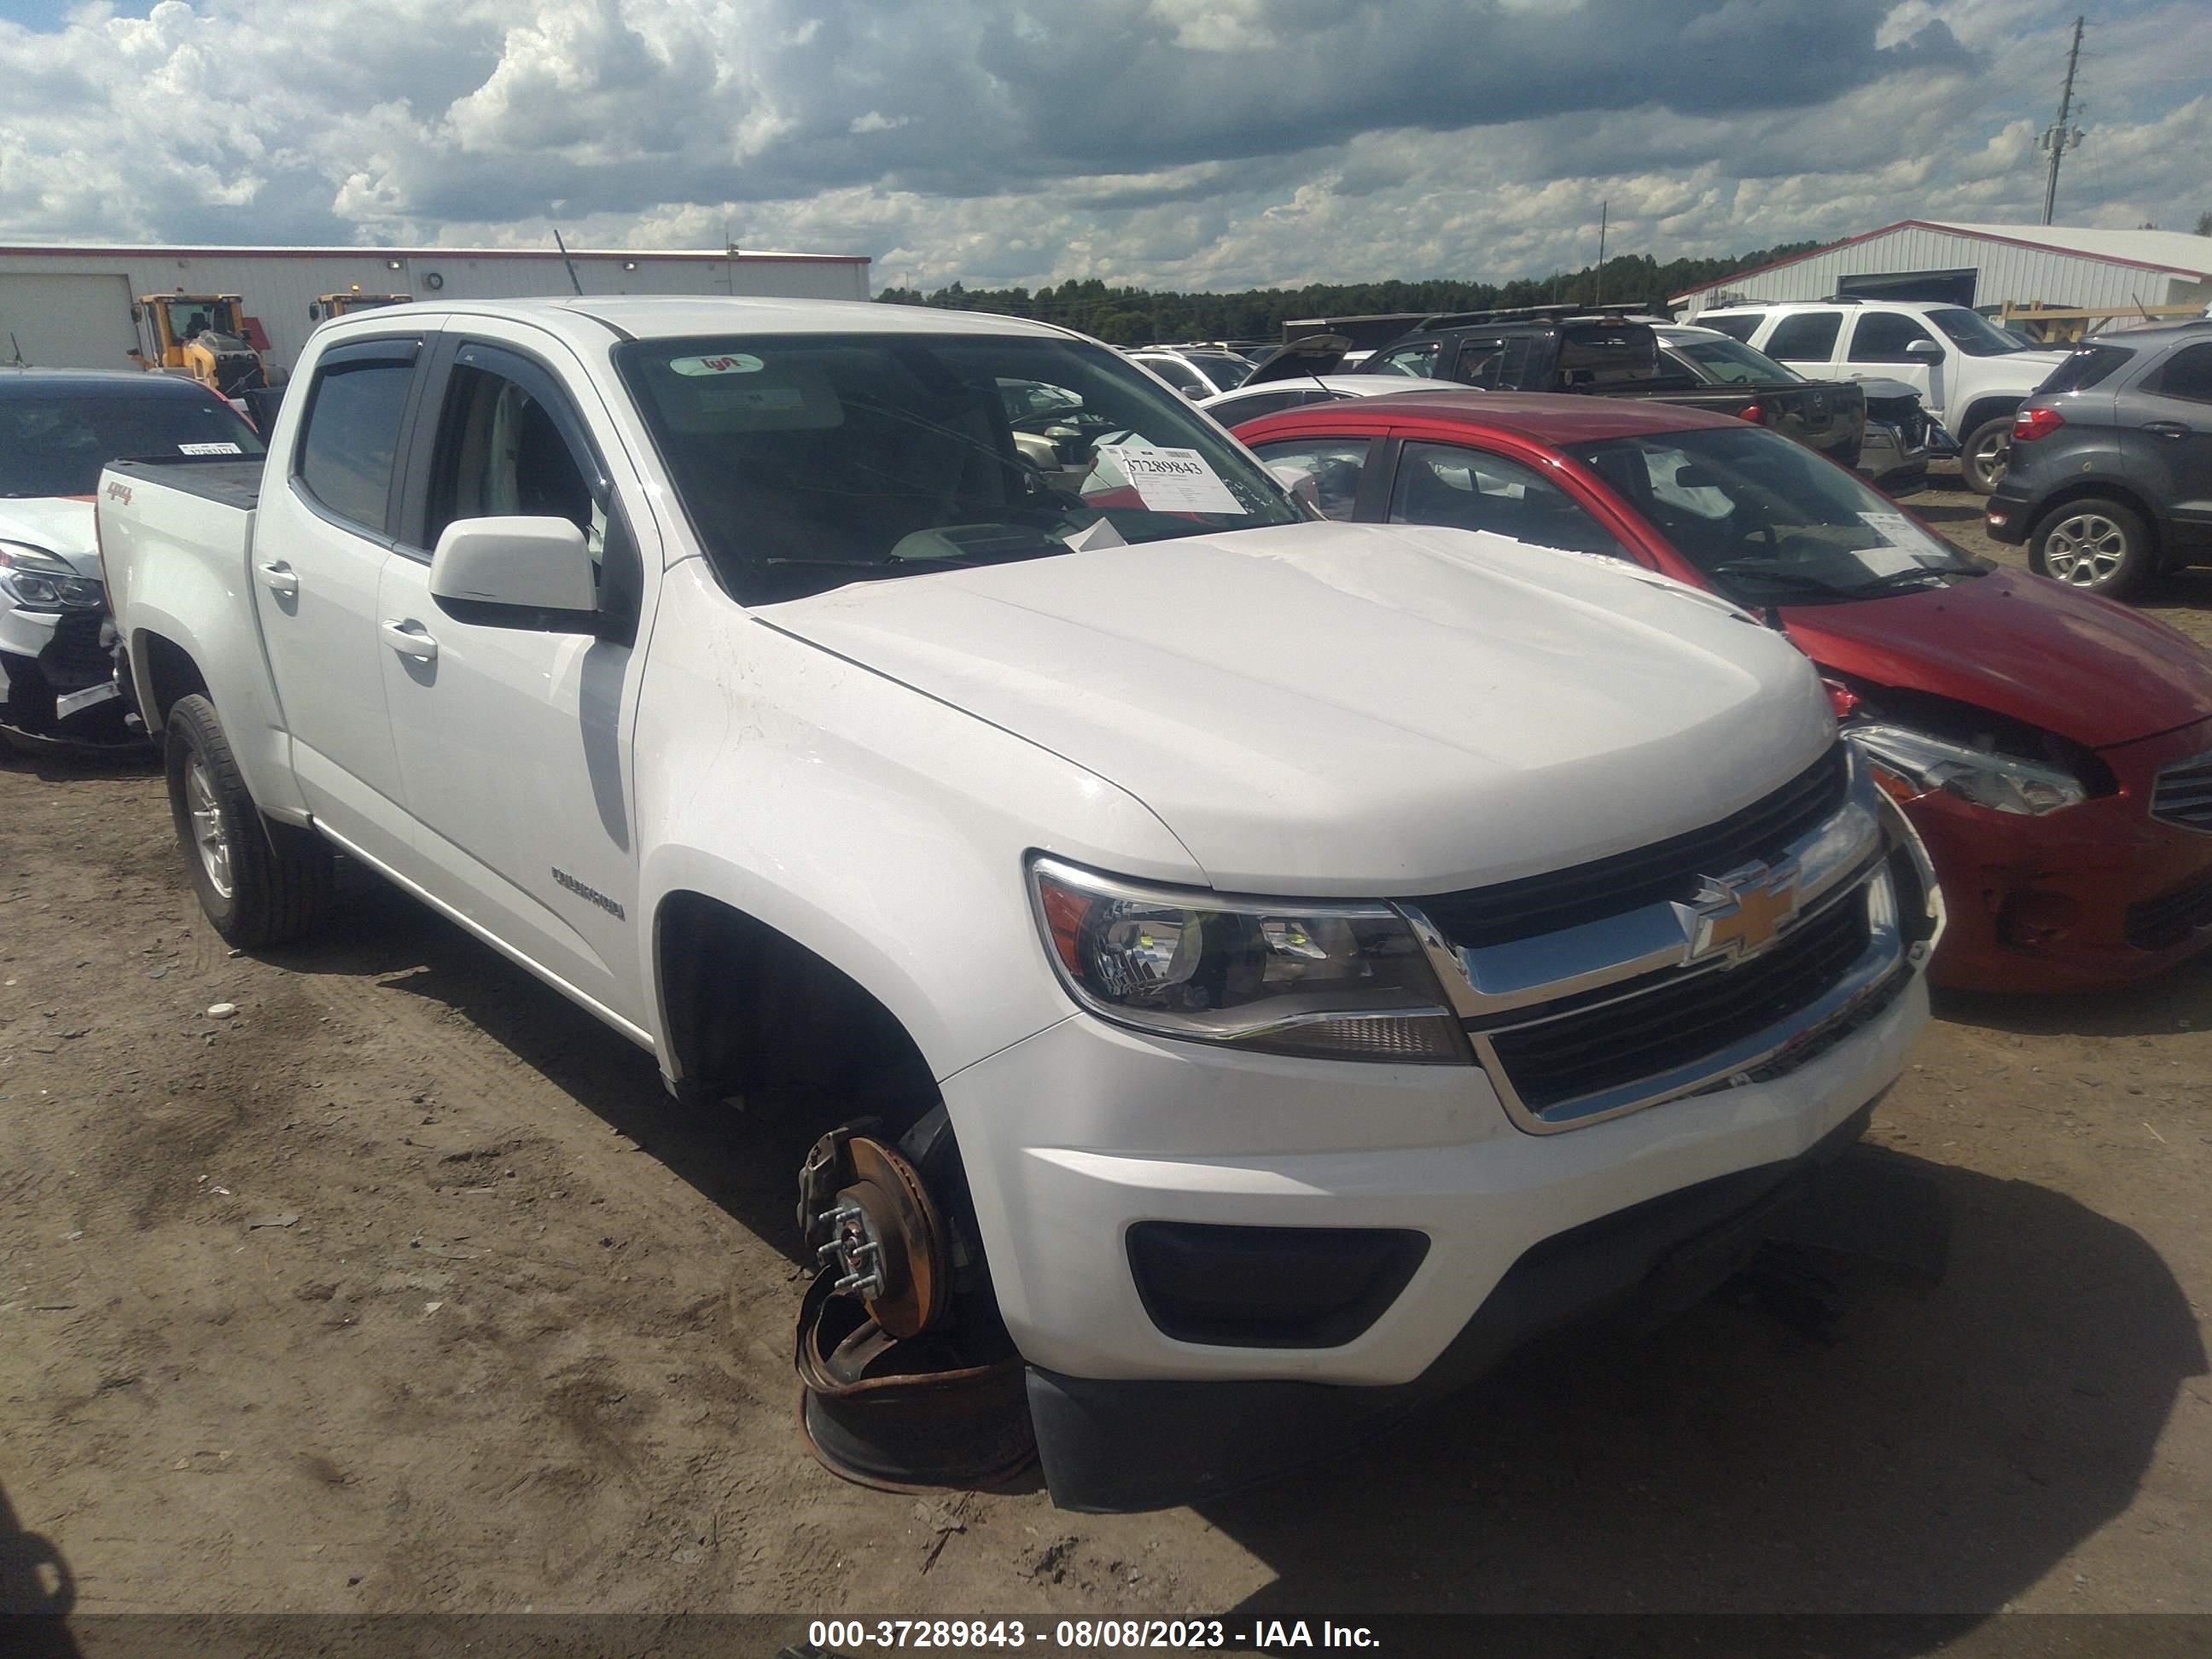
(1673, 220, 2212, 319)
(0, 243, 873, 374)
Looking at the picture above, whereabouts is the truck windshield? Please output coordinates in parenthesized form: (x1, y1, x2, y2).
(1927, 308, 2030, 358)
(616, 332, 1304, 602)
(1668, 335, 1803, 385)
(1569, 424, 1977, 605)
(0, 392, 265, 498)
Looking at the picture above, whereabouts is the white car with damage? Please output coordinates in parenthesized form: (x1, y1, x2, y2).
(96, 296, 1940, 1510)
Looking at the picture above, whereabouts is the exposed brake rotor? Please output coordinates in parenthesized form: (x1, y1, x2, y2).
(802, 1130, 951, 1339)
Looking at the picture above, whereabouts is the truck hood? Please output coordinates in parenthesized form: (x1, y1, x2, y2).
(1784, 567, 2212, 750)
(760, 521, 1833, 894)
(0, 498, 99, 577)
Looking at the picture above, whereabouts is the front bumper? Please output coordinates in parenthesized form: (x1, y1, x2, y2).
(1024, 1093, 1886, 1511)
(0, 605, 132, 748)
(1857, 417, 1956, 496)
(1909, 718, 2212, 993)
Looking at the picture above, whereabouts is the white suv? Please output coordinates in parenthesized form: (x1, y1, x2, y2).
(1696, 300, 2067, 493)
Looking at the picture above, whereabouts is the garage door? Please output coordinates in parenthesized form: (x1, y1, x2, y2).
(0, 274, 138, 370)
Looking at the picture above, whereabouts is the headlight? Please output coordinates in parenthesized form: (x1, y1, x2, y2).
(1848, 723, 2087, 816)
(0, 544, 104, 611)
(1027, 858, 1469, 1063)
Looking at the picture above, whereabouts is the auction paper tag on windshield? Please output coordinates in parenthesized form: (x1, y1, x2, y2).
(1097, 445, 1244, 514)
(178, 441, 242, 455)
(1856, 509, 1951, 573)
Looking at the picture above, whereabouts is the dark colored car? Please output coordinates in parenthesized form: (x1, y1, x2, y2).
(0, 368, 265, 750)
(1236, 391, 2212, 993)
(1986, 322, 2212, 599)
(1247, 307, 1870, 474)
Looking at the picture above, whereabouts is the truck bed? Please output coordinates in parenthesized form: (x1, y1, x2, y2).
(106, 457, 263, 513)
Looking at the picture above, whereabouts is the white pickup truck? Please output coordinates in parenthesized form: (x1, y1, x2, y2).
(97, 296, 1939, 1511)
(1694, 299, 2069, 494)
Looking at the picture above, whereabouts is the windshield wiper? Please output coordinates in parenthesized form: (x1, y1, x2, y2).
(1837, 567, 1974, 597)
(1707, 563, 1854, 597)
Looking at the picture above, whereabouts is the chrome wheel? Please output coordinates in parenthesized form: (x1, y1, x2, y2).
(1965, 427, 2010, 491)
(2042, 512, 2130, 587)
(183, 749, 235, 899)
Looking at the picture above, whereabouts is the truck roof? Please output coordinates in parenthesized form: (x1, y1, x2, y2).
(323, 294, 1076, 349)
(0, 367, 230, 399)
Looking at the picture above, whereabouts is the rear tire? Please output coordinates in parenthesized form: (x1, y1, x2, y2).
(1960, 416, 2013, 494)
(164, 694, 333, 947)
(2027, 496, 2152, 601)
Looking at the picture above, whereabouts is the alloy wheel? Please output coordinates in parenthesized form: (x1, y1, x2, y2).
(183, 749, 235, 899)
(2042, 511, 2130, 587)
(1967, 428, 2010, 490)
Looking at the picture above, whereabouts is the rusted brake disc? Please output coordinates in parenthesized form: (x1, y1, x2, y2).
(806, 1132, 950, 1339)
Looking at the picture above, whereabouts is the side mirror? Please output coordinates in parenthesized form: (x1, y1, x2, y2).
(1905, 338, 1943, 360)
(1181, 384, 1207, 400)
(429, 516, 597, 630)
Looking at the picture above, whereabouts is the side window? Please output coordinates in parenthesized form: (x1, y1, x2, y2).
(1764, 311, 1842, 361)
(1848, 312, 1939, 364)
(1388, 442, 1633, 560)
(1144, 357, 1203, 392)
(1701, 314, 1762, 343)
(1375, 342, 1440, 378)
(2151, 342, 2212, 405)
(425, 358, 601, 558)
(1251, 439, 1371, 521)
(295, 350, 418, 533)
(1452, 337, 1513, 388)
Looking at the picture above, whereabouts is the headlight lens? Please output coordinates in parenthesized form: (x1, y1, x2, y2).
(1027, 858, 1469, 1063)
(1848, 723, 2087, 816)
(0, 544, 104, 611)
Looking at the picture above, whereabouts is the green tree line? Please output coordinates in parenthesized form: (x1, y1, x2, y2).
(874, 241, 1825, 344)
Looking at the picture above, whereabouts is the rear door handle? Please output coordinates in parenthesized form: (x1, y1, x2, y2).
(2145, 422, 2193, 440)
(257, 560, 299, 597)
(379, 619, 439, 661)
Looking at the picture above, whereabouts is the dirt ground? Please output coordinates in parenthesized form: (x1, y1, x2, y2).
(3, 475, 2210, 1638)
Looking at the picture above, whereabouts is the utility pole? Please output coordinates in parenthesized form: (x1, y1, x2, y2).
(2039, 15, 2085, 226)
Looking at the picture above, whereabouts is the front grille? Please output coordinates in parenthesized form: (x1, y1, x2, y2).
(2150, 751, 2212, 833)
(1486, 893, 1871, 1113)
(1421, 743, 1849, 949)
(2126, 876, 2212, 950)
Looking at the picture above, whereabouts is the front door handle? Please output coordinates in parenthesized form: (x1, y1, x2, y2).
(379, 619, 439, 661)
(2145, 422, 2193, 440)
(257, 560, 299, 597)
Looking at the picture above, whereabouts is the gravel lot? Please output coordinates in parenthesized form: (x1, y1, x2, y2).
(3, 474, 2209, 1634)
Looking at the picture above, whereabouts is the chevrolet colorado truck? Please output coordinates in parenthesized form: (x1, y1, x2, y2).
(98, 296, 1940, 1511)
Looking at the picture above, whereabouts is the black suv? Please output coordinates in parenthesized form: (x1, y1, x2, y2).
(1987, 322, 2212, 598)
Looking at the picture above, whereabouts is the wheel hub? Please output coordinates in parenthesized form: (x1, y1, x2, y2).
(803, 1132, 950, 1339)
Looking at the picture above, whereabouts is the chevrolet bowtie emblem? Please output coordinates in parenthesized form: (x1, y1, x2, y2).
(1691, 860, 1802, 963)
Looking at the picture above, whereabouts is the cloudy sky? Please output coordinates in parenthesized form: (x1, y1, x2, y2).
(0, 0, 2205, 292)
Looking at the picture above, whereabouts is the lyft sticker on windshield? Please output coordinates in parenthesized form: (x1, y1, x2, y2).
(178, 441, 242, 455)
(671, 353, 765, 375)
(1097, 445, 1244, 514)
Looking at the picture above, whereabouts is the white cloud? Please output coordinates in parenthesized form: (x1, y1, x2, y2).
(0, 0, 2203, 294)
